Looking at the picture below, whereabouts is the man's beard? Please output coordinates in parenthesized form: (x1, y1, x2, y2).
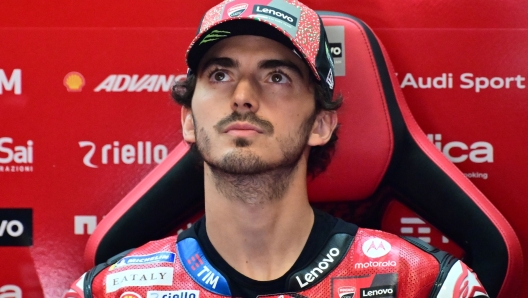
(194, 110, 316, 203)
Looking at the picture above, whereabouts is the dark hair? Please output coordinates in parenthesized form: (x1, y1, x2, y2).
(172, 74, 342, 178)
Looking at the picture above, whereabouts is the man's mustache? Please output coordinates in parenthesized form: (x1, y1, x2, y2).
(214, 111, 274, 134)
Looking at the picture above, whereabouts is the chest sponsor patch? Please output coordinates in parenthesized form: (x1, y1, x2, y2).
(288, 233, 354, 291)
(177, 238, 231, 296)
(353, 233, 399, 270)
(110, 252, 176, 270)
(147, 290, 200, 298)
(331, 273, 398, 298)
(362, 238, 391, 258)
(257, 294, 308, 298)
(105, 267, 174, 293)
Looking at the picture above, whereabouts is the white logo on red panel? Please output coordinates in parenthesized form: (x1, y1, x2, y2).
(399, 72, 526, 93)
(460, 73, 525, 93)
(362, 238, 391, 258)
(427, 134, 493, 164)
(94, 74, 186, 92)
(74, 215, 97, 235)
(0, 69, 22, 95)
(0, 137, 34, 173)
(400, 217, 438, 244)
(0, 284, 22, 298)
(79, 141, 168, 168)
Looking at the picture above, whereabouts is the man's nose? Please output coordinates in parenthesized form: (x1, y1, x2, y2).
(231, 78, 260, 113)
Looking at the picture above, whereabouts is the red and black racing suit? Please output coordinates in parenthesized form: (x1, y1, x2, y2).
(65, 209, 488, 298)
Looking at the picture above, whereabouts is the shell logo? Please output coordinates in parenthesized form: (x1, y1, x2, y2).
(64, 72, 85, 92)
(119, 292, 142, 298)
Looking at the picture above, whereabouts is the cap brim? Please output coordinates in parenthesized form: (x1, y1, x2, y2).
(187, 19, 310, 76)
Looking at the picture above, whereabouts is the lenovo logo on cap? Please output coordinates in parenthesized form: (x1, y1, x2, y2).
(362, 238, 391, 258)
(253, 5, 298, 26)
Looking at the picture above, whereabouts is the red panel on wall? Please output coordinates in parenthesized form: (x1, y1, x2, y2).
(1, 0, 527, 296)
(0, 28, 190, 297)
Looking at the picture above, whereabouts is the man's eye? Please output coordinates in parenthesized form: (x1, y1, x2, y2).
(269, 73, 289, 84)
(210, 70, 230, 82)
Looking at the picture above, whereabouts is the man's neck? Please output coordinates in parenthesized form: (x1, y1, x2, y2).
(203, 163, 314, 281)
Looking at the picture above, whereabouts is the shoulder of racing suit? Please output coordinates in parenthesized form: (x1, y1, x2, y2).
(64, 226, 488, 298)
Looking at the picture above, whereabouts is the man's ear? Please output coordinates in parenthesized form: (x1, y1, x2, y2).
(307, 110, 338, 146)
(181, 106, 196, 144)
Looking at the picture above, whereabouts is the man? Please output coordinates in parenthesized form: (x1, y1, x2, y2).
(66, 0, 489, 297)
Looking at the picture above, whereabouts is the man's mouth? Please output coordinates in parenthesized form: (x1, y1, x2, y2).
(224, 122, 263, 136)
(214, 112, 274, 135)
(224, 122, 263, 132)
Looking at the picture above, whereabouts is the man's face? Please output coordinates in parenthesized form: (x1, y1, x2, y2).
(183, 35, 317, 175)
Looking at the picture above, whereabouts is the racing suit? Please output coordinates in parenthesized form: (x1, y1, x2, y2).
(65, 209, 488, 298)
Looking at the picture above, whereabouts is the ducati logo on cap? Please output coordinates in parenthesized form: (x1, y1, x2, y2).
(227, 3, 248, 17)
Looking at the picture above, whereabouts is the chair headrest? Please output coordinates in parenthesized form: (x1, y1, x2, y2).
(307, 13, 393, 202)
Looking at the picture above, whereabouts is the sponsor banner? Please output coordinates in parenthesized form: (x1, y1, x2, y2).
(0, 137, 34, 173)
(79, 141, 169, 168)
(398, 72, 526, 93)
(325, 26, 345, 76)
(94, 74, 185, 93)
(0, 69, 22, 95)
(0, 209, 32, 246)
(64, 72, 86, 92)
(381, 200, 465, 258)
(0, 27, 188, 298)
(0, 285, 22, 298)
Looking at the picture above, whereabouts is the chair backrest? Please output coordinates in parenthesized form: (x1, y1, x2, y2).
(84, 12, 523, 297)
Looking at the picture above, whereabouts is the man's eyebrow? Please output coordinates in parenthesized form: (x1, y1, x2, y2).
(258, 59, 305, 79)
(199, 57, 238, 73)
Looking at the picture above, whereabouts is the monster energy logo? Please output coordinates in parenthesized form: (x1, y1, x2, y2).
(200, 30, 231, 45)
